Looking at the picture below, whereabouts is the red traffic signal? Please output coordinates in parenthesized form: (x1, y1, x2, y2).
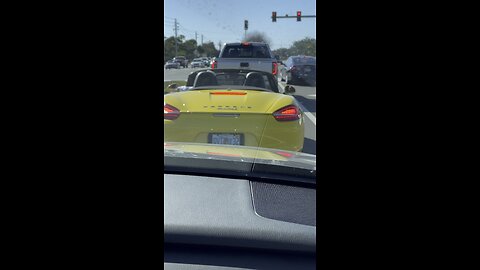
(272, 11, 277, 22)
(297, 11, 301, 21)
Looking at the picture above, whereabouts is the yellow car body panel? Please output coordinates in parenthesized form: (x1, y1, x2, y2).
(164, 89, 304, 152)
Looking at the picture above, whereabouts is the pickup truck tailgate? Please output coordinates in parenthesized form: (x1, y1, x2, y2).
(216, 58, 273, 72)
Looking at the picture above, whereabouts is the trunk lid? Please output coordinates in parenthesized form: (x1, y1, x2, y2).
(172, 89, 282, 113)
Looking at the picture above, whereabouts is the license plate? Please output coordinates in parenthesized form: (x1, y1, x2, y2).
(209, 133, 243, 145)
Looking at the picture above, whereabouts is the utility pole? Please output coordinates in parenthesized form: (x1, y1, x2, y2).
(195, 32, 197, 44)
(201, 34, 203, 46)
(218, 41, 222, 51)
(174, 18, 178, 57)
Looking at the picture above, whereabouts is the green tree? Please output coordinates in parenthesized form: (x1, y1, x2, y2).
(289, 37, 316, 56)
(271, 47, 290, 60)
(180, 39, 197, 60)
(164, 36, 178, 61)
(201, 42, 219, 58)
(196, 45, 205, 56)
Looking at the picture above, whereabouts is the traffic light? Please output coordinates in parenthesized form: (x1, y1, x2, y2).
(297, 11, 301, 21)
(244, 20, 248, 30)
(272, 11, 277, 22)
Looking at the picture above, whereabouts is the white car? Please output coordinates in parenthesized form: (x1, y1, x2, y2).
(165, 60, 180, 69)
(200, 57, 210, 67)
(190, 58, 205, 68)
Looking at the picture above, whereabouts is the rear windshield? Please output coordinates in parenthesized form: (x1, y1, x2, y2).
(221, 44, 272, 58)
(292, 57, 316, 65)
(215, 73, 274, 91)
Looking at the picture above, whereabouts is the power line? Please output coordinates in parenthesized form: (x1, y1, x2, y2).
(178, 25, 195, 34)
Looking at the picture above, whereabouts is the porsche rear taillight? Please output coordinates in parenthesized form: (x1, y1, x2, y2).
(164, 104, 180, 120)
(273, 105, 301, 121)
(211, 60, 217, 69)
(272, 62, 278, 75)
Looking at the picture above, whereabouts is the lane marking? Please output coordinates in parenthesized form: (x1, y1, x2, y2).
(278, 82, 316, 126)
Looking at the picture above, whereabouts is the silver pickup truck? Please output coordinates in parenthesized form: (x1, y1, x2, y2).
(212, 42, 279, 78)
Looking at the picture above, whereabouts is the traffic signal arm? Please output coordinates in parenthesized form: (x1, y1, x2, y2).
(271, 11, 315, 22)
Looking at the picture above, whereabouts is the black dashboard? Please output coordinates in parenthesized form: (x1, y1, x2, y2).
(164, 173, 316, 269)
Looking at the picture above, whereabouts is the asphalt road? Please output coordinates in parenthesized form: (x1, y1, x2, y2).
(164, 67, 317, 155)
(164, 67, 198, 81)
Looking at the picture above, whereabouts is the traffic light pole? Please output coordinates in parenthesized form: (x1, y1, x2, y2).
(244, 20, 248, 40)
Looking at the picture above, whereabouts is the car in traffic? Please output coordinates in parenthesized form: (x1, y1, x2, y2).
(200, 57, 210, 67)
(190, 58, 205, 68)
(164, 69, 304, 152)
(165, 60, 180, 69)
(173, 56, 188, 68)
(280, 55, 316, 85)
(212, 42, 279, 78)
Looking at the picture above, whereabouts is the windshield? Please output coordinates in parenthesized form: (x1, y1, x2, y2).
(293, 57, 316, 65)
(164, 0, 316, 182)
(181, 69, 278, 91)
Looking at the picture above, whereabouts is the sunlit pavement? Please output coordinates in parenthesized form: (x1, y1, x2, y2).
(163, 68, 317, 155)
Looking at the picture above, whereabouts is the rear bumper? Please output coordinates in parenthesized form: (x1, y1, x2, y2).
(164, 114, 304, 152)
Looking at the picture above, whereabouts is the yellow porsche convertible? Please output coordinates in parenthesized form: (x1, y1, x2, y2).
(164, 69, 304, 152)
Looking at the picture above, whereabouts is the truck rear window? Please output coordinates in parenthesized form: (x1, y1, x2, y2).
(221, 45, 271, 58)
(292, 57, 316, 65)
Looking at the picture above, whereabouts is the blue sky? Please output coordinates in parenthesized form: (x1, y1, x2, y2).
(164, 0, 316, 50)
